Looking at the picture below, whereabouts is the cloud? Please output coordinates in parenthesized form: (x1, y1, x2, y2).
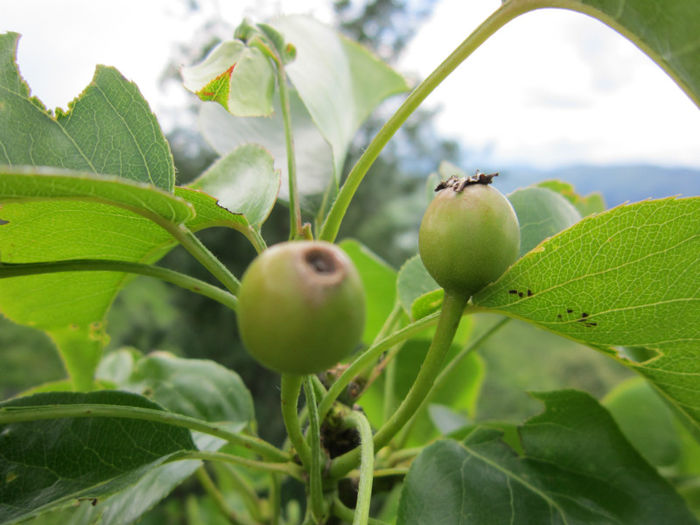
(397, 0, 700, 169)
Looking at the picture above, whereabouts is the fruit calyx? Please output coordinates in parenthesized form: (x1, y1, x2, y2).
(435, 171, 498, 192)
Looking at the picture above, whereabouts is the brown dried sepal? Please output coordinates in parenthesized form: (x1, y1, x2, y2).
(435, 170, 498, 192)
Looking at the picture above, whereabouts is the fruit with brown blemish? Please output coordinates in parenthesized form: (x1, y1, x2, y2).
(237, 241, 365, 374)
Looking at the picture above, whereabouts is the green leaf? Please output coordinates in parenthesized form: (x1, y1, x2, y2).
(474, 197, 700, 431)
(95, 347, 141, 387)
(428, 404, 470, 435)
(536, 179, 606, 216)
(100, 350, 255, 430)
(181, 40, 275, 117)
(188, 144, 279, 229)
(199, 15, 408, 209)
(339, 239, 397, 344)
(603, 377, 681, 467)
(91, 350, 254, 525)
(0, 171, 187, 389)
(410, 289, 445, 320)
(0, 168, 194, 225)
(175, 187, 245, 229)
(0, 33, 175, 190)
(0, 31, 195, 389)
(0, 391, 196, 524)
(631, 348, 700, 442)
(396, 255, 439, 319)
(546, 0, 700, 107)
(473, 198, 700, 418)
(273, 15, 409, 185)
(0, 169, 247, 390)
(199, 89, 331, 210)
(91, 460, 203, 525)
(398, 390, 698, 525)
(508, 186, 582, 256)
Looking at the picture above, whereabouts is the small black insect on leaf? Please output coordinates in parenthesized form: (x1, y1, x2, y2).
(508, 290, 518, 295)
(518, 292, 524, 298)
(581, 312, 589, 318)
(527, 289, 533, 296)
(557, 314, 563, 320)
(566, 309, 573, 314)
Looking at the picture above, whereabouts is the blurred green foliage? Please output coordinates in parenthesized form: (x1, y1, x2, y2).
(473, 315, 633, 422)
(0, 317, 63, 399)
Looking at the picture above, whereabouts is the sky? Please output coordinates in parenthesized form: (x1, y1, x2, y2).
(1, 0, 699, 171)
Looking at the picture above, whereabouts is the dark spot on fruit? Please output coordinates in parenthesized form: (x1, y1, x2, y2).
(305, 248, 336, 274)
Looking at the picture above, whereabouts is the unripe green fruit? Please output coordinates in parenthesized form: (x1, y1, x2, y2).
(237, 241, 365, 375)
(419, 178, 520, 298)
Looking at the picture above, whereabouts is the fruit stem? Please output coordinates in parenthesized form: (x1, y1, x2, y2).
(246, 226, 268, 254)
(276, 59, 303, 240)
(280, 374, 312, 468)
(318, 0, 529, 243)
(317, 311, 443, 424)
(328, 292, 468, 479)
(393, 316, 511, 448)
(343, 410, 375, 525)
(269, 474, 282, 525)
(331, 497, 389, 525)
(383, 353, 399, 423)
(0, 259, 239, 312)
(303, 376, 326, 523)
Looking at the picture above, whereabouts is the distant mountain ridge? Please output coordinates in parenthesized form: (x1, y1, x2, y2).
(496, 164, 700, 208)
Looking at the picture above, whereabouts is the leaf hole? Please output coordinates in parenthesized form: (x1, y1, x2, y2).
(617, 346, 661, 364)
